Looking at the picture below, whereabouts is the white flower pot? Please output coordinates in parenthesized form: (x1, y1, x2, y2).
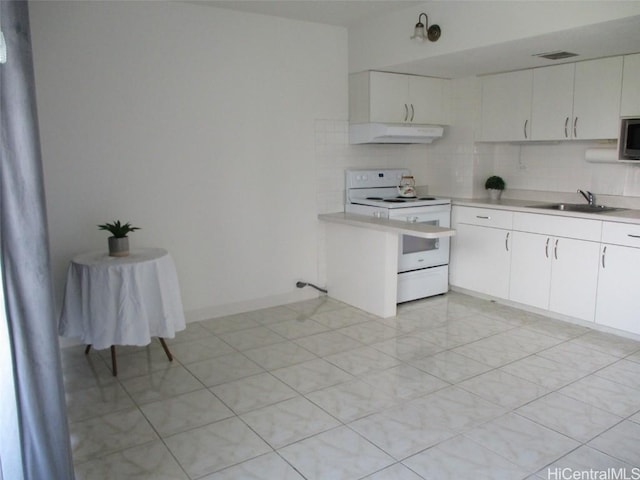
(487, 189, 502, 200)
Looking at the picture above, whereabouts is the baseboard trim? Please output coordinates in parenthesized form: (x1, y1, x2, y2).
(450, 286, 640, 342)
(58, 288, 320, 349)
(184, 289, 319, 323)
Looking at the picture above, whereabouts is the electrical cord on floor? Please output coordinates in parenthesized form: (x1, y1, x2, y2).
(296, 281, 328, 294)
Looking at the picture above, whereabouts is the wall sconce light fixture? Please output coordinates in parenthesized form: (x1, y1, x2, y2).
(410, 13, 441, 42)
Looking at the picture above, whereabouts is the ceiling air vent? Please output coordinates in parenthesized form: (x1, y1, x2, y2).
(533, 51, 579, 61)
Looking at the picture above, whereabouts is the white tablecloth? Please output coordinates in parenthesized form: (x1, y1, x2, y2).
(59, 248, 186, 349)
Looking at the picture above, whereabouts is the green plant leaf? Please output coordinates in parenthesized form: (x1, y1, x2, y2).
(97, 220, 141, 238)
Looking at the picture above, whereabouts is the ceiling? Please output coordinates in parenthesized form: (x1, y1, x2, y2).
(193, 1, 640, 78)
(193, 0, 423, 28)
(393, 14, 640, 78)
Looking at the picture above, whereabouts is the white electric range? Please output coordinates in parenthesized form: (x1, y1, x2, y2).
(345, 169, 451, 303)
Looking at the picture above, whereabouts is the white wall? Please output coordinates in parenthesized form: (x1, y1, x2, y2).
(29, 1, 348, 321)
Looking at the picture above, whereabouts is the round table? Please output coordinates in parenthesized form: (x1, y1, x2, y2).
(59, 248, 186, 375)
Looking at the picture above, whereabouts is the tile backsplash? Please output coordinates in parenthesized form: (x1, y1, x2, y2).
(314, 118, 640, 214)
(314, 119, 431, 214)
(492, 142, 640, 196)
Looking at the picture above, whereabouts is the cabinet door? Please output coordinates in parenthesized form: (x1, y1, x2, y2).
(573, 56, 623, 140)
(480, 70, 532, 142)
(549, 237, 600, 322)
(369, 71, 409, 124)
(409, 76, 450, 125)
(531, 63, 575, 141)
(596, 244, 640, 335)
(450, 223, 511, 299)
(621, 53, 640, 117)
(509, 231, 552, 309)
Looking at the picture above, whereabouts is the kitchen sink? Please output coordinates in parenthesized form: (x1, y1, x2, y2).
(526, 203, 625, 213)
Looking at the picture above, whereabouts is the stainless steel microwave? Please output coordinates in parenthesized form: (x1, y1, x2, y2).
(619, 117, 640, 161)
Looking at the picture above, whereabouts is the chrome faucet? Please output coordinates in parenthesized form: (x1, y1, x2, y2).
(577, 189, 595, 205)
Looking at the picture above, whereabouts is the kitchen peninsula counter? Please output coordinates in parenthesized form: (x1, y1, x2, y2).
(318, 212, 455, 319)
(318, 212, 456, 239)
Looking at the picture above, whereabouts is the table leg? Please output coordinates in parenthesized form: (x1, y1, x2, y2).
(110, 345, 117, 376)
(85, 345, 91, 354)
(158, 338, 173, 362)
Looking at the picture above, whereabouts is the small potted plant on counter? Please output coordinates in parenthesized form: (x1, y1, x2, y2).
(485, 175, 506, 200)
(98, 220, 140, 257)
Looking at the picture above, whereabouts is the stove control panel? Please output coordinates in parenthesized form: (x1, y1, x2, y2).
(346, 169, 410, 189)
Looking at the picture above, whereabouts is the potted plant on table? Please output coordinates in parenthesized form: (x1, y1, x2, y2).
(98, 220, 140, 257)
(485, 175, 506, 200)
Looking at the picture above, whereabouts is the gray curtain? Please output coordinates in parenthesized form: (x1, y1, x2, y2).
(0, 1, 75, 479)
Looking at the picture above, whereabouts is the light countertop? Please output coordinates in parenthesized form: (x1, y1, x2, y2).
(318, 212, 456, 238)
(450, 197, 640, 224)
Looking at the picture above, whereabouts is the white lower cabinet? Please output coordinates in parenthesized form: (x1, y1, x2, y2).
(595, 222, 640, 335)
(548, 237, 600, 321)
(450, 207, 512, 299)
(451, 207, 640, 336)
(509, 232, 600, 321)
(450, 223, 511, 298)
(509, 232, 551, 310)
(595, 244, 640, 334)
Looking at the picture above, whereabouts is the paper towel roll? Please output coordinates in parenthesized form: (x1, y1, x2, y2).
(585, 148, 618, 163)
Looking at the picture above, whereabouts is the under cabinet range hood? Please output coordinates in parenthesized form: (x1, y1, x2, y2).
(349, 123, 444, 144)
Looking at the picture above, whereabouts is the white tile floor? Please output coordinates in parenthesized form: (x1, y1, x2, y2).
(61, 292, 640, 479)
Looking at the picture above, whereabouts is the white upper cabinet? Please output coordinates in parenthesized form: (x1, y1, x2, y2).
(572, 56, 623, 139)
(621, 53, 640, 116)
(531, 63, 575, 140)
(480, 69, 532, 142)
(531, 57, 623, 141)
(349, 71, 451, 125)
(482, 56, 623, 142)
(368, 72, 407, 124)
(408, 75, 451, 125)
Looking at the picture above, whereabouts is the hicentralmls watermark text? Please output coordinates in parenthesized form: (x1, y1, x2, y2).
(546, 467, 640, 480)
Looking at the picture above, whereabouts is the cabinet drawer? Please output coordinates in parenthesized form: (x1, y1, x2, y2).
(453, 206, 513, 229)
(602, 221, 640, 247)
(513, 212, 601, 241)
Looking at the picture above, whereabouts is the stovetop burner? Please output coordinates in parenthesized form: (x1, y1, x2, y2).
(380, 196, 438, 203)
(345, 169, 450, 210)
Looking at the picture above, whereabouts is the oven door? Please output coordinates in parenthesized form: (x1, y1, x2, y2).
(392, 206, 451, 273)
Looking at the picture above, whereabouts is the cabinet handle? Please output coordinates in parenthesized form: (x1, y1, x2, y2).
(564, 117, 569, 138)
(476, 215, 490, 219)
(404, 104, 409, 122)
(573, 117, 578, 138)
(628, 234, 640, 239)
(554, 238, 559, 260)
(410, 104, 415, 122)
(505, 232, 510, 251)
(523, 119, 528, 139)
(545, 237, 550, 258)
(602, 245, 607, 269)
